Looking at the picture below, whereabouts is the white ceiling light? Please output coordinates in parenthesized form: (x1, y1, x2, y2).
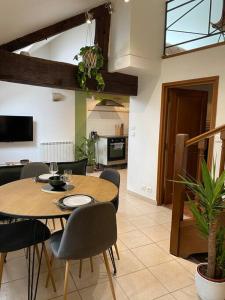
(124, 0, 130, 3)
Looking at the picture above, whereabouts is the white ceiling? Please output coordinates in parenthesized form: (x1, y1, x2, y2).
(0, 0, 105, 45)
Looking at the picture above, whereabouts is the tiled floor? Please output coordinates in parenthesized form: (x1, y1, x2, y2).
(0, 170, 200, 300)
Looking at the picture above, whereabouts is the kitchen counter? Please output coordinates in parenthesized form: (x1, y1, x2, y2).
(98, 135, 128, 138)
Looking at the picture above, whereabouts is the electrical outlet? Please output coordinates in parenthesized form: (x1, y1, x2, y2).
(146, 186, 152, 194)
(142, 185, 147, 191)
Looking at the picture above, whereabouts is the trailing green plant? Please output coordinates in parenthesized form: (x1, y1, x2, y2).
(178, 160, 225, 279)
(76, 137, 96, 166)
(74, 45, 105, 91)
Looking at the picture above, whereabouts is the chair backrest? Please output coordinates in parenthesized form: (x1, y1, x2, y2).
(57, 158, 88, 175)
(20, 162, 49, 179)
(100, 169, 120, 188)
(57, 202, 117, 260)
(100, 169, 120, 211)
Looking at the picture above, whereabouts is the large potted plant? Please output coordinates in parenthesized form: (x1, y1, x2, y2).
(76, 137, 96, 173)
(74, 45, 105, 91)
(180, 160, 225, 300)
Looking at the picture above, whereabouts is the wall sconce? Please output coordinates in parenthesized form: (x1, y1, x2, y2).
(85, 11, 93, 24)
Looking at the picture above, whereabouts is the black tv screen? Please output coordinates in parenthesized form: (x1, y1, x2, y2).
(0, 116, 33, 142)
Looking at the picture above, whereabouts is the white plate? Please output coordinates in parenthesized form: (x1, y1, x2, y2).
(63, 195, 92, 208)
(38, 173, 52, 180)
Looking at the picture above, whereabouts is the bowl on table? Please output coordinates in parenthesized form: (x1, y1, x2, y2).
(49, 176, 66, 189)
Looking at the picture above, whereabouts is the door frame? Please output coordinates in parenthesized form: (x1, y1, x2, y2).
(156, 76, 219, 206)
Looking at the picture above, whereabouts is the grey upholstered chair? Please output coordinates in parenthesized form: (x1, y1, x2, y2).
(100, 169, 120, 212)
(100, 169, 120, 260)
(20, 162, 49, 179)
(0, 220, 56, 291)
(79, 169, 120, 278)
(46, 202, 117, 300)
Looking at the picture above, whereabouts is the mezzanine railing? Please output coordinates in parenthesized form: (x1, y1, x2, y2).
(164, 0, 225, 56)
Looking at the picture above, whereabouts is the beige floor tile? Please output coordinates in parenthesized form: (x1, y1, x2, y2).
(156, 239, 171, 254)
(0, 267, 76, 300)
(117, 218, 137, 234)
(152, 214, 172, 225)
(119, 230, 153, 249)
(79, 280, 128, 300)
(115, 239, 127, 252)
(2, 256, 28, 283)
(149, 261, 194, 292)
(128, 215, 158, 229)
(49, 291, 81, 299)
(117, 269, 168, 300)
(6, 250, 25, 260)
(175, 257, 197, 275)
(141, 225, 171, 242)
(70, 256, 109, 290)
(172, 284, 200, 300)
(161, 223, 172, 232)
(113, 249, 145, 277)
(132, 244, 173, 267)
(155, 295, 175, 300)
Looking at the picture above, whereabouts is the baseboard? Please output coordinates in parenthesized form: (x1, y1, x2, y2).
(127, 189, 156, 205)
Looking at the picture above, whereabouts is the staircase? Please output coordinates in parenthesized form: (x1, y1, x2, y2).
(170, 124, 225, 258)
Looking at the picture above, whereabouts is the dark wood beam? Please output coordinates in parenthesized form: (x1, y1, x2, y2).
(0, 50, 138, 96)
(0, 4, 109, 53)
(95, 13, 111, 69)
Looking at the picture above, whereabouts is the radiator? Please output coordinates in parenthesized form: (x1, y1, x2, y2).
(40, 141, 74, 162)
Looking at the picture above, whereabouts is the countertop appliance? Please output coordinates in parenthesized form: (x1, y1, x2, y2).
(97, 136, 128, 166)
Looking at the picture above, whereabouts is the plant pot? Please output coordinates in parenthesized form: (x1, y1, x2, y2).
(195, 263, 225, 300)
(86, 165, 94, 173)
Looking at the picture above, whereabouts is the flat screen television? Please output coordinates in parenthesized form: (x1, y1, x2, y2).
(0, 116, 33, 142)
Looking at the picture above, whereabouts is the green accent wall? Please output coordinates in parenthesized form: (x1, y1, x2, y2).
(75, 90, 130, 158)
(75, 91, 87, 153)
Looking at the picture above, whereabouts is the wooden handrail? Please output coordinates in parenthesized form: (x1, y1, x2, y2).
(185, 124, 225, 147)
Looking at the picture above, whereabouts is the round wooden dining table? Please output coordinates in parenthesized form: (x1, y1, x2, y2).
(0, 175, 118, 219)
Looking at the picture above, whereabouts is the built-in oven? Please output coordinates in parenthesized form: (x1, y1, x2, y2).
(107, 138, 126, 162)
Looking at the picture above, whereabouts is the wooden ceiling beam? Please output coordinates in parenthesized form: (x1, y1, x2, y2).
(0, 50, 138, 96)
(0, 4, 109, 53)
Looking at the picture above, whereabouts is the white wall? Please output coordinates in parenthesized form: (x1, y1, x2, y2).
(128, 43, 225, 201)
(49, 22, 95, 64)
(86, 98, 129, 137)
(0, 82, 75, 164)
(109, 0, 225, 201)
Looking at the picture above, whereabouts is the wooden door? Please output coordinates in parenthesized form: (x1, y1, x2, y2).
(163, 88, 208, 204)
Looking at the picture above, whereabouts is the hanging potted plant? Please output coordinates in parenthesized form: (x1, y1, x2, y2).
(179, 160, 225, 300)
(74, 45, 105, 91)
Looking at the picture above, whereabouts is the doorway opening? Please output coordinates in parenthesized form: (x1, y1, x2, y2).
(157, 76, 219, 206)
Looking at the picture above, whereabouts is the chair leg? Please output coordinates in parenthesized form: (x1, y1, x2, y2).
(79, 259, 82, 278)
(103, 251, 116, 300)
(0, 253, 6, 289)
(114, 243, 120, 260)
(52, 219, 56, 230)
(90, 256, 94, 272)
(43, 244, 56, 292)
(45, 253, 54, 288)
(64, 260, 70, 300)
(60, 218, 64, 230)
(34, 245, 41, 263)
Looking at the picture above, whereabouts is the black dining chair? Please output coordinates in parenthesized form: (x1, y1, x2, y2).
(20, 162, 60, 230)
(0, 219, 56, 291)
(20, 162, 49, 179)
(57, 158, 88, 176)
(46, 202, 117, 300)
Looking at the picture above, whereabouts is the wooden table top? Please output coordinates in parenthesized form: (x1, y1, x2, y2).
(0, 175, 118, 219)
